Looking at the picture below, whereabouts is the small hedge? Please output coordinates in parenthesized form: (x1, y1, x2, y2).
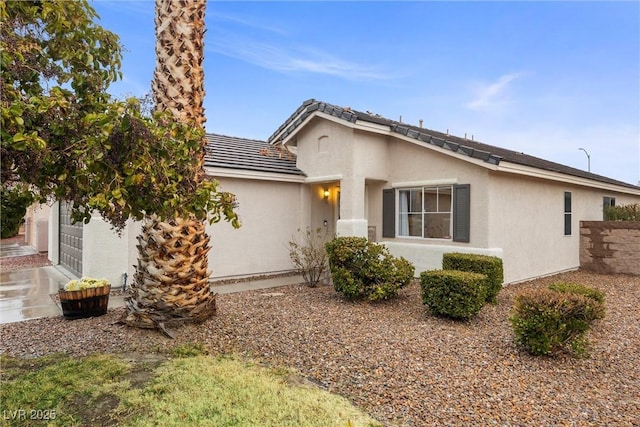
(325, 237, 414, 301)
(510, 283, 605, 357)
(442, 252, 503, 303)
(420, 270, 488, 319)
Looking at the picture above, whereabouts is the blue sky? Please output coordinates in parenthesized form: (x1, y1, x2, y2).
(92, 1, 639, 186)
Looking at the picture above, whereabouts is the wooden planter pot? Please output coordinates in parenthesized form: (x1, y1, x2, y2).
(59, 285, 111, 320)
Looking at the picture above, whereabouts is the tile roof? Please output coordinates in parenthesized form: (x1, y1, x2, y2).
(204, 133, 305, 176)
(269, 99, 639, 190)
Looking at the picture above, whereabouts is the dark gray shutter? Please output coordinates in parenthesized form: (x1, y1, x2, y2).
(453, 184, 470, 242)
(382, 189, 395, 238)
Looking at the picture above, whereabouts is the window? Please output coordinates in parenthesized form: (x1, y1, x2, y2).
(398, 185, 453, 239)
(564, 191, 572, 236)
(603, 196, 615, 220)
(382, 185, 470, 241)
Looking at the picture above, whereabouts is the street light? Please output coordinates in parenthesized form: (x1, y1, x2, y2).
(578, 148, 591, 172)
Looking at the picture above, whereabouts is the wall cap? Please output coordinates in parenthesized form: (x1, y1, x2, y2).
(580, 221, 640, 230)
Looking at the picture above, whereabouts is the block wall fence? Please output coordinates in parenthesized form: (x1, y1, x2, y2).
(580, 221, 640, 276)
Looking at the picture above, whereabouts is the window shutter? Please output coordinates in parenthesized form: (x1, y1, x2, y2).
(382, 189, 395, 238)
(453, 184, 470, 242)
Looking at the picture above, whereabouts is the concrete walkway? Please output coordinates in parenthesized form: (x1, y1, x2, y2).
(0, 242, 37, 258)
(0, 243, 303, 324)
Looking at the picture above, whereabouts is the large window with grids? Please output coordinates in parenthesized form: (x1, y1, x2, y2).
(382, 184, 470, 242)
(398, 185, 453, 239)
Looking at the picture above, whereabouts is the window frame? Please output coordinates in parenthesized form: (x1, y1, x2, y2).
(603, 196, 616, 220)
(564, 191, 572, 236)
(397, 185, 454, 240)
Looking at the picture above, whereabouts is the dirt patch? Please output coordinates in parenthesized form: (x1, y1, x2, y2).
(64, 353, 168, 425)
(119, 352, 168, 389)
(69, 392, 121, 427)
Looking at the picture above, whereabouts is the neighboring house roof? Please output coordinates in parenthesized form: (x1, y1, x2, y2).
(204, 133, 305, 176)
(268, 99, 639, 191)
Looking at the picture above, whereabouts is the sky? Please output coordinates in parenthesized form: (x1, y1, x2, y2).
(92, 1, 640, 186)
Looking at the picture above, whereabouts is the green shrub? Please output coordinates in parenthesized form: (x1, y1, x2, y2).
(604, 203, 640, 221)
(1, 185, 35, 239)
(325, 237, 414, 301)
(442, 252, 504, 303)
(549, 282, 605, 304)
(419, 270, 488, 319)
(510, 286, 605, 357)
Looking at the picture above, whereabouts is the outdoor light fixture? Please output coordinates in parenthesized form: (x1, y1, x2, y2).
(323, 189, 330, 200)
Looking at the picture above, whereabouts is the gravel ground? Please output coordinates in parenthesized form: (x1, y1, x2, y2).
(0, 253, 51, 272)
(0, 234, 51, 272)
(1, 267, 638, 426)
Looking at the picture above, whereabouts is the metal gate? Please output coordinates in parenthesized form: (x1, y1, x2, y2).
(59, 202, 83, 277)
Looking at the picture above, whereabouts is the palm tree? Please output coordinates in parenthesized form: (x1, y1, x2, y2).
(123, 0, 214, 336)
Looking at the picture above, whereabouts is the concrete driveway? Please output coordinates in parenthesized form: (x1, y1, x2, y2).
(0, 266, 72, 323)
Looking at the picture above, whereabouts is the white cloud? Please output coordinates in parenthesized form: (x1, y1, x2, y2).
(465, 72, 526, 112)
(206, 31, 391, 81)
(210, 12, 289, 36)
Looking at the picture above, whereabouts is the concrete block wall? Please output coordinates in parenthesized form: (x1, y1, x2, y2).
(580, 221, 640, 275)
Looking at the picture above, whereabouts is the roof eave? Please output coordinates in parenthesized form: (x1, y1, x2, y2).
(205, 166, 307, 183)
(496, 162, 640, 195)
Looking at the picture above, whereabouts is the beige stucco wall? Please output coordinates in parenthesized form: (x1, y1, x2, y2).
(377, 138, 504, 278)
(47, 175, 309, 285)
(207, 177, 309, 279)
(292, 116, 640, 284)
(294, 118, 373, 237)
(292, 119, 503, 277)
(353, 130, 389, 181)
(48, 201, 60, 265)
(44, 113, 640, 287)
(487, 174, 576, 283)
(386, 138, 492, 248)
(294, 118, 355, 178)
(24, 203, 50, 252)
(487, 173, 640, 283)
(47, 201, 138, 287)
(82, 214, 132, 288)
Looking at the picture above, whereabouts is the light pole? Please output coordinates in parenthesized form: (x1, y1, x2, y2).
(578, 148, 591, 172)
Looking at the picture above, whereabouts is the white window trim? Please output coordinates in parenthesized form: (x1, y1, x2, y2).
(564, 191, 572, 236)
(396, 185, 454, 240)
(392, 178, 458, 188)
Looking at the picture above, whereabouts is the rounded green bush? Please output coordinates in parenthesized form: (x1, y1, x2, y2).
(510, 287, 605, 357)
(420, 270, 488, 319)
(442, 252, 503, 303)
(325, 237, 414, 301)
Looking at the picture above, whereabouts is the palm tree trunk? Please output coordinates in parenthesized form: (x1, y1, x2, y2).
(124, 0, 214, 334)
